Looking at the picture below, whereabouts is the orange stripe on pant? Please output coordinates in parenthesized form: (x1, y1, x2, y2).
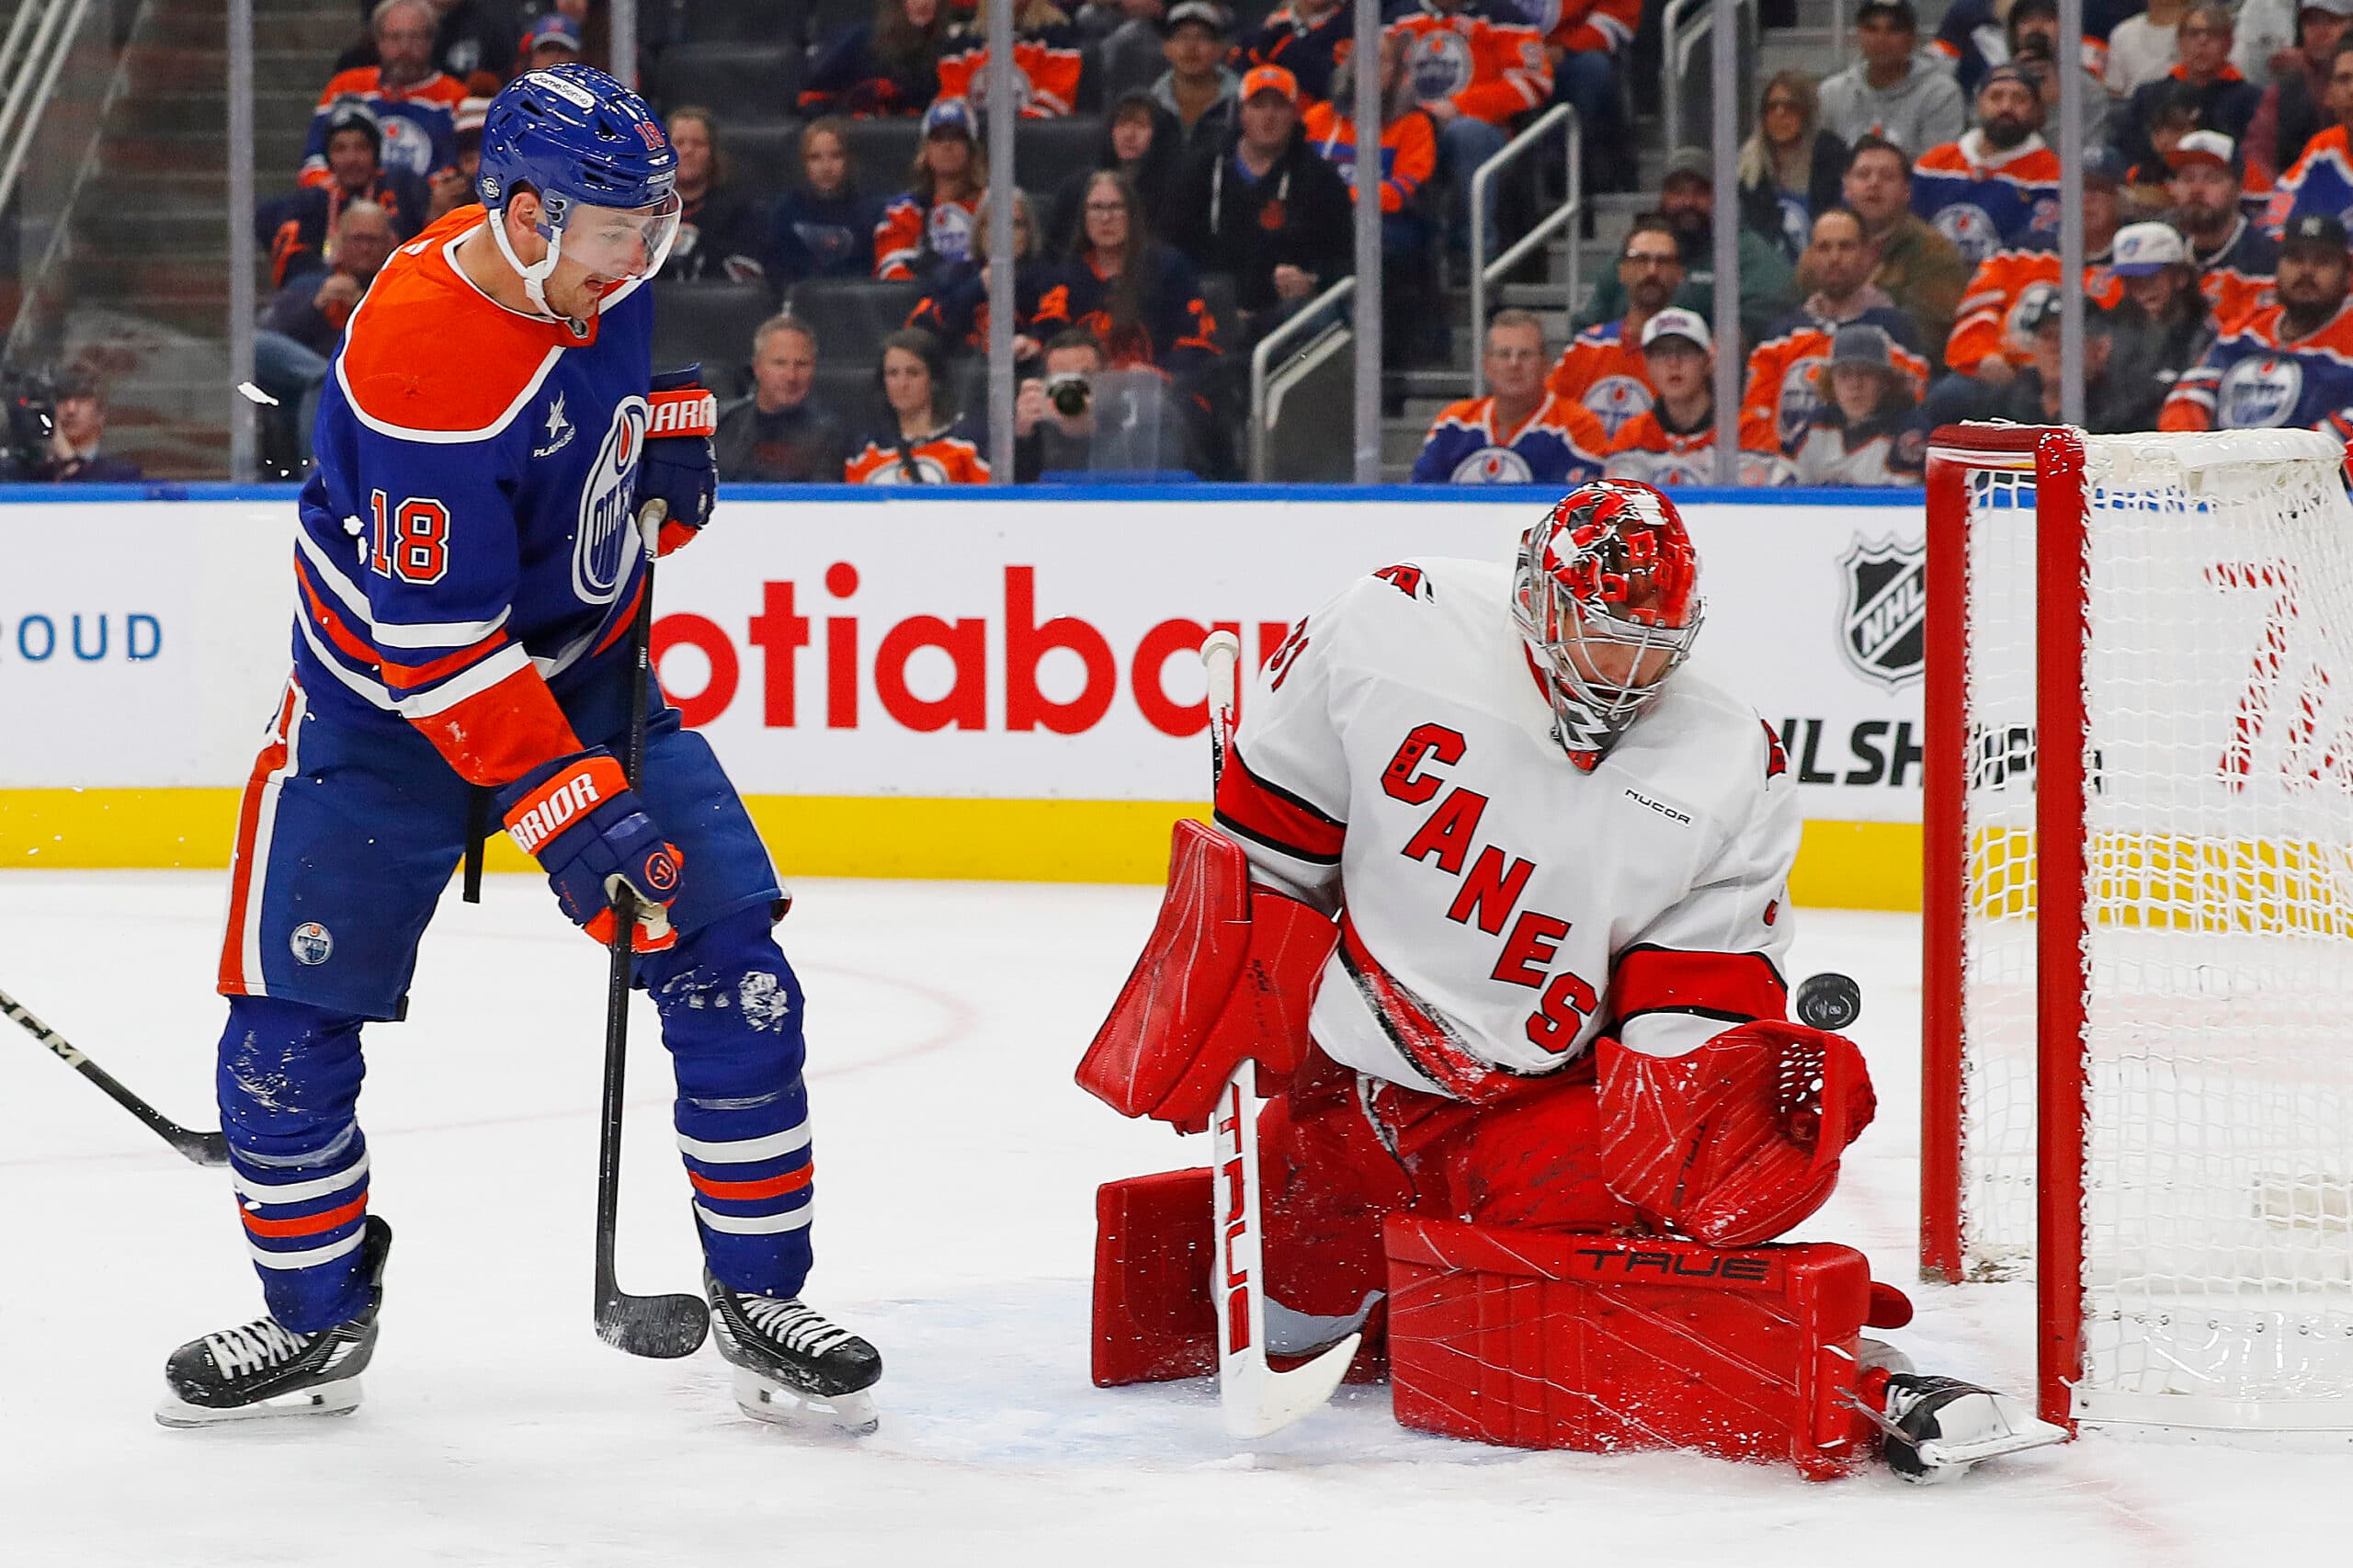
(688, 1165, 814, 1202)
(238, 1191, 369, 1238)
(217, 683, 301, 994)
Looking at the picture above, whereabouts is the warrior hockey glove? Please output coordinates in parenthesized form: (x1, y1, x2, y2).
(498, 749, 685, 952)
(642, 365, 718, 557)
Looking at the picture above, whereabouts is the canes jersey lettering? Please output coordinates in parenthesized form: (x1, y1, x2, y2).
(289, 203, 657, 784)
(1214, 557, 1798, 1101)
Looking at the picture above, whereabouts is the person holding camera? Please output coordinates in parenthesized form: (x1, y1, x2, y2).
(17, 372, 142, 483)
(1012, 330, 1106, 480)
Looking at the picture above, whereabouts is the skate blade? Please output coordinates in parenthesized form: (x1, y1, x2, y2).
(731, 1368, 879, 1437)
(154, 1379, 362, 1428)
(1916, 1413, 2070, 1472)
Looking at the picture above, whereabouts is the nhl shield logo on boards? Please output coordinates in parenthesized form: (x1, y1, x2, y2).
(1838, 536, 1927, 689)
(289, 922, 334, 966)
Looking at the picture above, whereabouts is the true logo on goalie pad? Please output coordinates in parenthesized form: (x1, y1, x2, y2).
(1836, 536, 1927, 690)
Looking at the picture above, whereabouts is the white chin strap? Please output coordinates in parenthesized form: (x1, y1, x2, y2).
(488, 206, 571, 324)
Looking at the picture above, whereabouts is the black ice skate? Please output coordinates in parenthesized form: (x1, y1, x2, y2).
(155, 1217, 392, 1428)
(1876, 1372, 2067, 1483)
(705, 1271, 881, 1435)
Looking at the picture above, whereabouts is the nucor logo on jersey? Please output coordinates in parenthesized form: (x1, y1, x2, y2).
(648, 562, 1302, 737)
(574, 397, 651, 604)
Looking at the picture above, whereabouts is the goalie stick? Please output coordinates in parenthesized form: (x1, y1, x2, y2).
(1199, 630, 1362, 1438)
(2, 985, 227, 1165)
(590, 499, 711, 1360)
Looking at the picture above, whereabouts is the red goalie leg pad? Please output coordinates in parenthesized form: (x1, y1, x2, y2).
(1075, 819, 1337, 1132)
(1385, 1220, 1878, 1480)
(1093, 1169, 1219, 1387)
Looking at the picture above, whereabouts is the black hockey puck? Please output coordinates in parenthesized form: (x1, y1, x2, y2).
(1794, 971, 1862, 1031)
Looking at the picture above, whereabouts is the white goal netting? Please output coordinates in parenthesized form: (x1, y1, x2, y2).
(1952, 429, 2353, 1432)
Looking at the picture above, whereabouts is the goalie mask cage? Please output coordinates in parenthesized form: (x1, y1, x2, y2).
(1922, 423, 2353, 1439)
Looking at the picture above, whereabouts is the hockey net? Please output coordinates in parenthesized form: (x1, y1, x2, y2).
(1922, 425, 2353, 1437)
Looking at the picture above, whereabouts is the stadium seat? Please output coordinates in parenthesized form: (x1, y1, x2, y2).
(842, 117, 922, 193)
(653, 280, 779, 400)
(1012, 117, 1101, 206)
(806, 0, 876, 50)
(784, 277, 926, 365)
(722, 118, 803, 203)
(675, 0, 808, 46)
(812, 361, 886, 453)
(654, 41, 805, 120)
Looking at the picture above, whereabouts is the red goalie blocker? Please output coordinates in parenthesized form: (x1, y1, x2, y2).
(1386, 1219, 1889, 1479)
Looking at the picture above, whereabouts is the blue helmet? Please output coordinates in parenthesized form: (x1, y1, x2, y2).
(476, 64, 680, 316)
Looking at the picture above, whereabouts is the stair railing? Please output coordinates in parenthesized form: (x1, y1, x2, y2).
(1248, 273, 1357, 482)
(1467, 101, 1580, 399)
(0, 0, 97, 216)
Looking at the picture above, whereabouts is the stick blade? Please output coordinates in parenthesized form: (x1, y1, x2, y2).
(1221, 1332, 1362, 1438)
(597, 1291, 711, 1358)
(176, 1130, 230, 1166)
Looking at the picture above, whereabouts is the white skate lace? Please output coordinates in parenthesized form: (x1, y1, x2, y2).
(736, 1294, 852, 1359)
(205, 1318, 311, 1379)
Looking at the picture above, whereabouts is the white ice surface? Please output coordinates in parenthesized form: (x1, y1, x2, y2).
(0, 875, 2337, 1566)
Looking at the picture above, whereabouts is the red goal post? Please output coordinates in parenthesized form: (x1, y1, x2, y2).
(1921, 423, 2353, 1439)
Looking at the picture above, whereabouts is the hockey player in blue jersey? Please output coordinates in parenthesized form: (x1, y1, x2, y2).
(157, 65, 881, 1433)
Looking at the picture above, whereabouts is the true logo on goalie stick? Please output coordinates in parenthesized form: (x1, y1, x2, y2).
(289, 922, 334, 966)
(1836, 536, 1926, 690)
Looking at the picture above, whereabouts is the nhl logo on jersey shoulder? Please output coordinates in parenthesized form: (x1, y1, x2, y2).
(1837, 535, 1926, 690)
(289, 922, 334, 967)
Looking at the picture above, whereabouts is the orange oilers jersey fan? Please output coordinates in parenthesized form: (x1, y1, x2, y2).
(1944, 247, 2125, 375)
(1390, 0, 1552, 124)
(845, 427, 992, 483)
(1543, 320, 1654, 440)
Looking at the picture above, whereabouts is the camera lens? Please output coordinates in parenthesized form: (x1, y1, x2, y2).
(1047, 374, 1091, 416)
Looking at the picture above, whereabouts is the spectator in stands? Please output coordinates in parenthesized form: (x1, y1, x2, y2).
(1789, 324, 1924, 484)
(1819, 0, 1965, 157)
(2106, 0, 2188, 95)
(1524, 0, 1639, 195)
(910, 188, 1052, 357)
(714, 317, 851, 483)
(1048, 90, 1184, 256)
(1042, 170, 1222, 382)
(2174, 131, 2278, 327)
(659, 108, 767, 284)
(1578, 148, 1793, 345)
(2239, 0, 2307, 82)
(770, 119, 882, 289)
(938, 0, 1088, 118)
(520, 12, 585, 73)
(1387, 0, 1552, 257)
(1411, 311, 1608, 484)
(1304, 39, 1443, 360)
(29, 372, 141, 483)
(802, 0, 948, 118)
(1981, 292, 2135, 426)
(259, 100, 427, 289)
(875, 97, 987, 279)
(2097, 221, 2219, 429)
(1740, 72, 1849, 266)
(1913, 66, 2061, 267)
(1546, 214, 1678, 441)
(2112, 5, 2262, 174)
(1745, 208, 1930, 456)
(1154, 2, 1242, 155)
(306, 0, 466, 187)
(1842, 133, 1971, 355)
(426, 96, 488, 222)
(2165, 210, 2353, 429)
(2247, 1, 2353, 177)
(2122, 79, 2209, 189)
(2268, 42, 2353, 230)
(2006, 0, 2103, 141)
(1937, 144, 2125, 405)
(847, 327, 993, 482)
(1237, 0, 1352, 103)
(1014, 329, 1131, 479)
(336, 0, 518, 88)
(1076, 0, 1172, 106)
(254, 201, 398, 462)
(1166, 66, 1350, 346)
(1604, 309, 1784, 486)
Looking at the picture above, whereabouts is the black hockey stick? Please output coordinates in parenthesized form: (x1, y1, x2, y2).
(591, 503, 711, 1359)
(2, 985, 227, 1165)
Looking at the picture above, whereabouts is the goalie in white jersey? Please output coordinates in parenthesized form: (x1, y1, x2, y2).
(1080, 480, 2063, 1479)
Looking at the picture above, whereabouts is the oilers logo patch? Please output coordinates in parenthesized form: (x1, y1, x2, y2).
(377, 117, 437, 179)
(968, 62, 1036, 114)
(2007, 281, 2059, 354)
(1838, 535, 1928, 689)
(1932, 204, 2000, 264)
(860, 451, 955, 484)
(2217, 355, 2303, 429)
(574, 396, 651, 603)
(1409, 32, 1474, 103)
(928, 202, 976, 265)
(1583, 376, 1654, 439)
(1778, 357, 1826, 449)
(290, 922, 335, 966)
(1451, 445, 1535, 483)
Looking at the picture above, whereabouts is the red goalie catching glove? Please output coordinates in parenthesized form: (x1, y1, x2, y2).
(1595, 1020, 1876, 1247)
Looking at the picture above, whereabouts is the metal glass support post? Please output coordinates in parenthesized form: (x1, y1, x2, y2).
(987, 0, 1015, 483)
(1711, 0, 1738, 484)
(1352, 0, 1381, 483)
(229, 0, 256, 482)
(2058, 0, 2085, 426)
(610, 0, 636, 86)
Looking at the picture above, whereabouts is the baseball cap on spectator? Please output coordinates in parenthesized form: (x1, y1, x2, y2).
(1166, 1, 1230, 32)
(2166, 130, 2242, 173)
(2082, 144, 2128, 187)
(1239, 64, 1298, 104)
(2283, 212, 2351, 255)
(1641, 307, 1712, 352)
(525, 14, 584, 55)
(1855, 0, 1917, 25)
(922, 97, 977, 140)
(323, 97, 382, 157)
(1812, 324, 1901, 386)
(1662, 146, 1711, 188)
(2020, 290, 2065, 333)
(2110, 222, 2189, 276)
(1980, 63, 2034, 94)
(2302, 0, 2353, 16)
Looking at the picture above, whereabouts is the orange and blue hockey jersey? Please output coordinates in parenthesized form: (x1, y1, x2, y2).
(301, 67, 466, 187)
(1741, 303, 1929, 454)
(1410, 392, 1608, 483)
(845, 418, 993, 483)
(1237, 3, 1357, 102)
(934, 31, 1086, 118)
(875, 188, 983, 279)
(1602, 402, 1785, 487)
(2160, 299, 2353, 434)
(2264, 123, 2353, 235)
(1301, 100, 1437, 213)
(1944, 244, 2125, 376)
(2193, 217, 2279, 333)
(1542, 319, 1654, 441)
(1386, 0, 1552, 127)
(1910, 131, 2062, 266)
(1519, 0, 1641, 55)
(290, 204, 668, 786)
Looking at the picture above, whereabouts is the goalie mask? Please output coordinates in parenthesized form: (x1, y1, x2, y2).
(1510, 480, 1704, 769)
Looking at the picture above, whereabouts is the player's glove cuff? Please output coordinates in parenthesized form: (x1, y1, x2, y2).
(642, 365, 718, 556)
(496, 748, 685, 952)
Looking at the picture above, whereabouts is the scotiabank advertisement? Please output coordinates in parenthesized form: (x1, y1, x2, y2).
(0, 491, 1929, 823)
